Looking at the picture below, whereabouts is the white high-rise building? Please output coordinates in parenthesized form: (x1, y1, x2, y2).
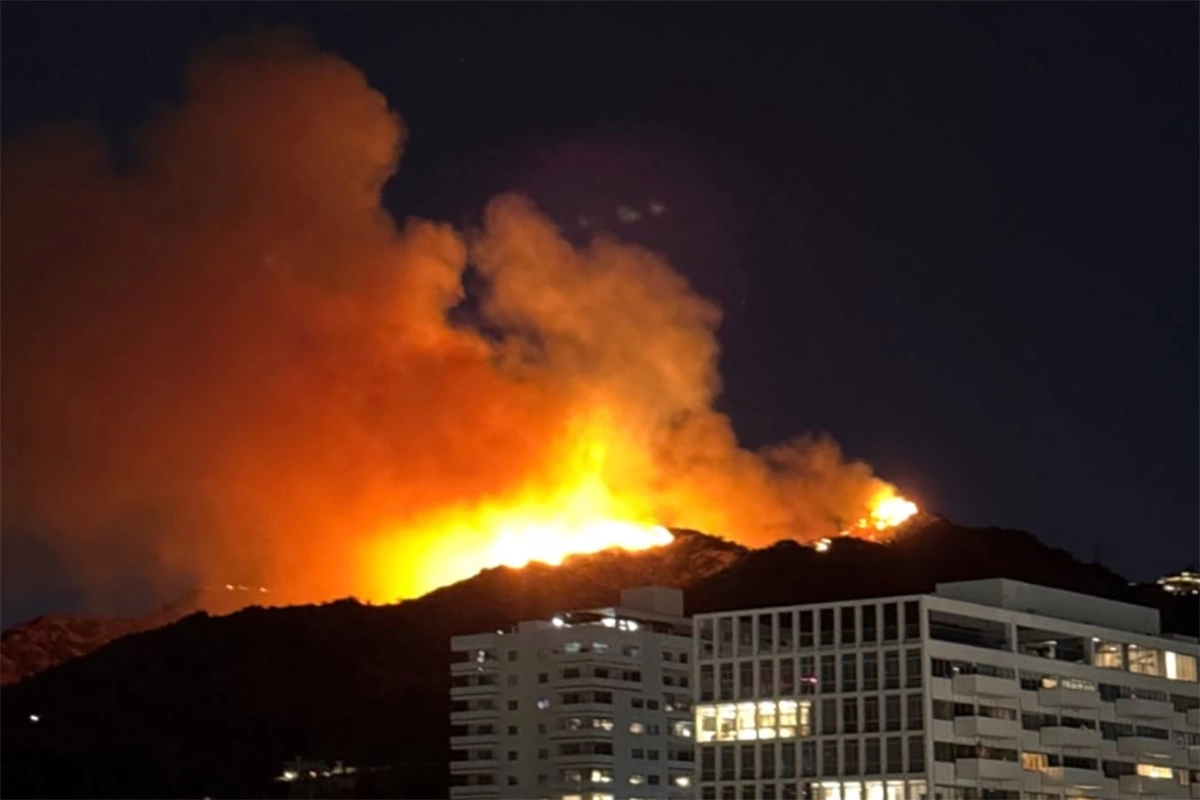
(692, 578, 1200, 800)
(449, 587, 696, 800)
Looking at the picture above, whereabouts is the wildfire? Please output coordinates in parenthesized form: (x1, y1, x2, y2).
(363, 416, 675, 600)
(839, 488, 920, 540)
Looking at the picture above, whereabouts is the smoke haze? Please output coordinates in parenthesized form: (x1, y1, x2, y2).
(2, 30, 899, 610)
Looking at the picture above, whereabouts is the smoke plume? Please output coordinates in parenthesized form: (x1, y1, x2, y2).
(2, 30, 898, 608)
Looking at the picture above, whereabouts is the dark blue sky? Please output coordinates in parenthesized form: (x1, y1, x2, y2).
(2, 3, 1196, 621)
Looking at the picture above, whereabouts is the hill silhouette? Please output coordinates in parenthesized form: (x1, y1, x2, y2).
(1, 518, 1194, 798)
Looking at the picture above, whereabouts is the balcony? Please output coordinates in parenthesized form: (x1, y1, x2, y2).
(955, 715, 1021, 739)
(450, 733, 500, 747)
(1188, 708, 1200, 728)
(1041, 766, 1105, 789)
(1115, 696, 1174, 719)
(451, 683, 500, 697)
(1118, 773, 1179, 796)
(956, 758, 1022, 781)
(450, 759, 499, 772)
(1038, 686, 1100, 710)
(953, 673, 1017, 697)
(1117, 736, 1177, 762)
(1041, 725, 1102, 748)
(450, 707, 500, 722)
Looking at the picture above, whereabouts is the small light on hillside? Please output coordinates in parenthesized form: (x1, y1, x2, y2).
(29, 714, 40, 723)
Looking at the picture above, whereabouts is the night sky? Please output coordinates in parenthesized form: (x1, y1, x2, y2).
(2, 3, 1196, 622)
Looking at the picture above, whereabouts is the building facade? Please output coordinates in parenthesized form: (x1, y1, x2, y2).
(450, 587, 696, 800)
(693, 579, 1200, 800)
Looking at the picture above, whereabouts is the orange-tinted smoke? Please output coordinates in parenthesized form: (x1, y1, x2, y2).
(1, 29, 902, 609)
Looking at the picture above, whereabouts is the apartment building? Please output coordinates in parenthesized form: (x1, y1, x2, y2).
(693, 578, 1200, 800)
(449, 587, 696, 800)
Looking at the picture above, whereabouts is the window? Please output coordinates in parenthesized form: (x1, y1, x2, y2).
(820, 609, 835, 646)
(759, 613, 774, 654)
(537, 697, 550, 710)
(865, 737, 881, 774)
(906, 693, 923, 730)
(720, 744, 735, 780)
(883, 603, 898, 641)
(1092, 641, 1123, 669)
(863, 652, 879, 691)
(629, 773, 645, 785)
(700, 745, 716, 781)
(508, 725, 518, 735)
(886, 737, 903, 773)
(801, 741, 817, 777)
(779, 612, 795, 650)
(932, 700, 953, 720)
(738, 615, 754, 656)
(761, 742, 776, 779)
(842, 653, 858, 692)
(904, 600, 920, 639)
(884, 650, 900, 689)
(719, 663, 734, 700)
(862, 605, 877, 643)
(842, 697, 858, 733)
(507, 700, 518, 711)
(841, 606, 857, 646)
(700, 619, 715, 660)
(630, 721, 645, 734)
(507, 674, 518, 686)
(1128, 645, 1164, 677)
(908, 736, 925, 772)
(799, 610, 814, 648)
(821, 698, 838, 735)
(844, 739, 860, 775)
(507, 650, 518, 661)
(760, 659, 775, 696)
(595, 691, 612, 704)
(1166, 651, 1199, 682)
(741, 743, 756, 779)
(864, 695, 880, 732)
(781, 740, 797, 778)
(701, 664, 715, 701)
(594, 667, 609, 679)
(800, 656, 816, 694)
(506, 776, 517, 786)
(885, 695, 901, 732)
(718, 617, 734, 658)
(905, 649, 922, 688)
(739, 661, 755, 699)
(820, 655, 836, 693)
(822, 739, 838, 775)
(1137, 763, 1173, 779)
(507, 750, 517, 761)
(647, 699, 659, 710)
(780, 657, 796, 695)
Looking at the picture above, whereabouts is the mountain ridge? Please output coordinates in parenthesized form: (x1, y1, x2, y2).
(1, 518, 1194, 799)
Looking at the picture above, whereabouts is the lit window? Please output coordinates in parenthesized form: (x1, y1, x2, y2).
(1022, 752, 1049, 773)
(629, 722, 645, 734)
(737, 702, 757, 740)
(1092, 641, 1123, 669)
(537, 698, 550, 710)
(629, 773, 645, 785)
(1128, 645, 1165, 677)
(1166, 651, 1198, 682)
(589, 768, 613, 783)
(674, 775, 691, 787)
(1136, 763, 1173, 779)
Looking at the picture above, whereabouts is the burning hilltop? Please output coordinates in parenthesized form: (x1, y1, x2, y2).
(2, 29, 916, 612)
